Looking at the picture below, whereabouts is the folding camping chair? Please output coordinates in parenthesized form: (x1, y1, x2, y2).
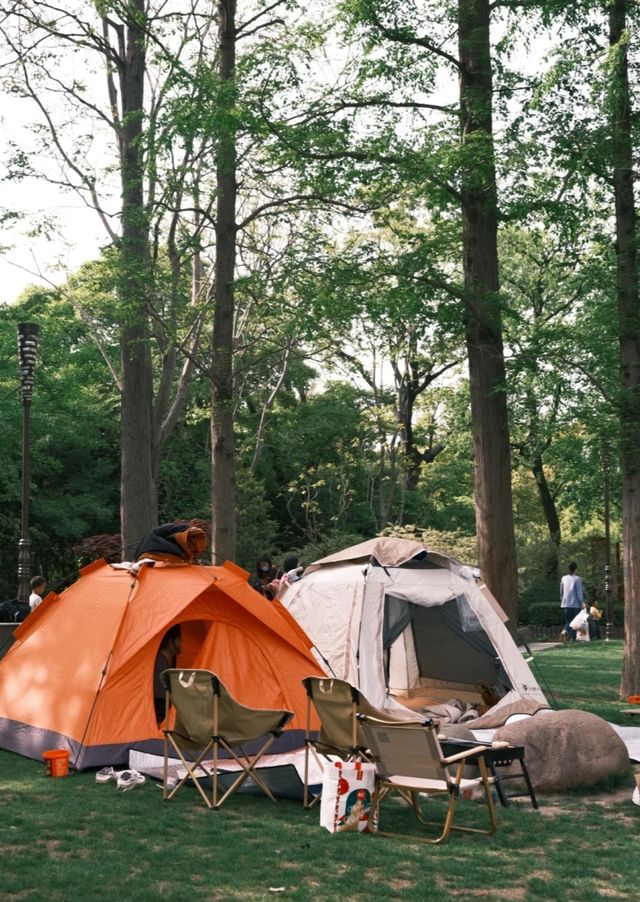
(161, 669, 293, 810)
(301, 676, 412, 809)
(359, 715, 498, 844)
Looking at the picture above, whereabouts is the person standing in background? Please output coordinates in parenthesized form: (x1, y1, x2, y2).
(29, 576, 46, 612)
(560, 562, 584, 642)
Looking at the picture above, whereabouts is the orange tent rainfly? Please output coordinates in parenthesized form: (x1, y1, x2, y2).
(0, 558, 322, 769)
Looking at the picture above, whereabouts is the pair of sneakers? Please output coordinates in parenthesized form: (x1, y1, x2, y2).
(95, 767, 146, 791)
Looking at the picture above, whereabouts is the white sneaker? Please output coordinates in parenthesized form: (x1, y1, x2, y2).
(632, 786, 640, 807)
(96, 767, 119, 784)
(117, 770, 146, 792)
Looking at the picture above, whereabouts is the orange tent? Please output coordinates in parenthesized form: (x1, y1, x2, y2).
(0, 559, 322, 769)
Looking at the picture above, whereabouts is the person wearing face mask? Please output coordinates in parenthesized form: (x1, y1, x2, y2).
(249, 555, 281, 600)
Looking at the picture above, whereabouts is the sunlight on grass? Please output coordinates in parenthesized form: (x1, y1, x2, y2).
(0, 642, 638, 900)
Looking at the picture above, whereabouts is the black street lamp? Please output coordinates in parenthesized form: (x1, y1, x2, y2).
(17, 323, 39, 603)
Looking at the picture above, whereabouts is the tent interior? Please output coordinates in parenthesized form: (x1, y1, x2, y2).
(386, 596, 512, 709)
(381, 560, 513, 712)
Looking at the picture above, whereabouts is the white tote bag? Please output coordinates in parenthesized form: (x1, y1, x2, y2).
(319, 760, 376, 833)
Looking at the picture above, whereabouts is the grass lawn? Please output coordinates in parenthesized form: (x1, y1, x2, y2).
(1, 641, 637, 901)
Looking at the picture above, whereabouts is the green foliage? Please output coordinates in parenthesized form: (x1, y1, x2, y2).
(0, 288, 120, 597)
(292, 530, 370, 569)
(528, 602, 562, 628)
(0, 0, 635, 633)
(383, 524, 478, 566)
(235, 468, 279, 572)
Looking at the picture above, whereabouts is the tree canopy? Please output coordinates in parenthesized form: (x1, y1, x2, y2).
(0, 0, 638, 691)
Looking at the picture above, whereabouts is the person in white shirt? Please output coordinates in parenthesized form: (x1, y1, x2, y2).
(29, 575, 46, 612)
(560, 562, 584, 642)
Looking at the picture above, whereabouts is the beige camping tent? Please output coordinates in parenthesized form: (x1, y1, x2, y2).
(280, 538, 548, 727)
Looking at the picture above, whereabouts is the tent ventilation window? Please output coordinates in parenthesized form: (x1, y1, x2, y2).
(457, 595, 482, 633)
(383, 595, 415, 651)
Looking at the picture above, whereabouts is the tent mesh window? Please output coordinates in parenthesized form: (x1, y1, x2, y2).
(383, 595, 512, 696)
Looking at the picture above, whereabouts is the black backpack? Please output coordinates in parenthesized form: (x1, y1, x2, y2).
(0, 600, 30, 623)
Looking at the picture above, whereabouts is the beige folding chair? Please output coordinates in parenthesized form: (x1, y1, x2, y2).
(359, 715, 498, 843)
(161, 669, 293, 810)
(301, 676, 412, 809)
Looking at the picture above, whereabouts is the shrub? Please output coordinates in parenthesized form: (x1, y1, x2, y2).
(517, 577, 558, 624)
(528, 602, 561, 628)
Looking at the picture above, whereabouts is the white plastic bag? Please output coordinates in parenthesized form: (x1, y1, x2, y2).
(319, 759, 376, 833)
(570, 609, 590, 638)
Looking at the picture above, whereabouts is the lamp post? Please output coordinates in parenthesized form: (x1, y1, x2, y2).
(604, 564, 614, 642)
(17, 323, 39, 603)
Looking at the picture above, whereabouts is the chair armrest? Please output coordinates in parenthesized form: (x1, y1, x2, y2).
(442, 745, 494, 765)
(438, 736, 488, 748)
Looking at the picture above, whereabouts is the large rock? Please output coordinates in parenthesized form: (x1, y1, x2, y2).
(494, 710, 630, 793)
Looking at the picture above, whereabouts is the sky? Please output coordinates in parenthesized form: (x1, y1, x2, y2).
(0, 57, 112, 306)
(0, 179, 107, 304)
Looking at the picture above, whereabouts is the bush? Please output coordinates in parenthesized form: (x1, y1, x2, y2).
(235, 469, 278, 571)
(517, 577, 558, 624)
(528, 602, 561, 628)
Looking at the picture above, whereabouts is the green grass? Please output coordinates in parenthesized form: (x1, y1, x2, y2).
(1, 641, 637, 901)
(529, 639, 631, 721)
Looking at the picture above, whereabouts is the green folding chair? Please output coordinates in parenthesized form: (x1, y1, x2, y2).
(301, 676, 413, 809)
(161, 669, 293, 810)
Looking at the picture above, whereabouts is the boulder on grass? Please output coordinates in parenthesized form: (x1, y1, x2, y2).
(494, 709, 630, 793)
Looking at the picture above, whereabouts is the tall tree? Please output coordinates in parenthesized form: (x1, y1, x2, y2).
(608, 0, 640, 695)
(210, 0, 237, 563)
(262, 1, 520, 614)
(115, 0, 156, 550)
(457, 0, 518, 622)
(0, 1, 210, 554)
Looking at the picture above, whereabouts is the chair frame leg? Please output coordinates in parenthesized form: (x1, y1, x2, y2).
(372, 759, 497, 844)
(162, 732, 282, 810)
(303, 741, 324, 809)
(164, 732, 215, 809)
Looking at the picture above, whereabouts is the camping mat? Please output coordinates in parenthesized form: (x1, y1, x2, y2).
(129, 747, 327, 800)
(611, 725, 640, 762)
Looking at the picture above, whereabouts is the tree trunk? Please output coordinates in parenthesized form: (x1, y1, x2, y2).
(531, 454, 560, 580)
(118, 1, 156, 555)
(609, 1, 640, 696)
(458, 0, 519, 624)
(210, 0, 237, 564)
